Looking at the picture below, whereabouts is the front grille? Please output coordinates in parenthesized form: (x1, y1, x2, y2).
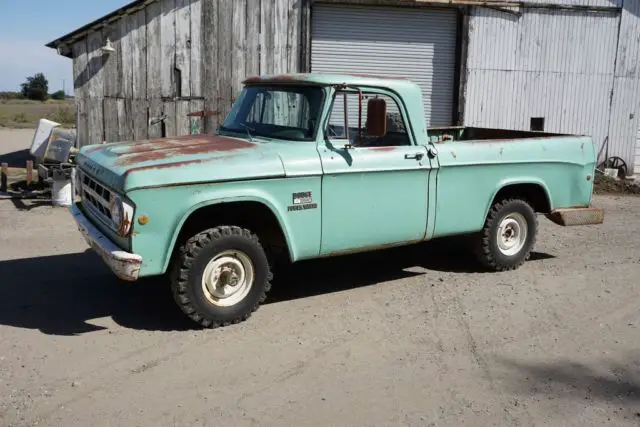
(79, 170, 115, 228)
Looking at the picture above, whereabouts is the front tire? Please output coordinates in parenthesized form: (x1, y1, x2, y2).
(171, 226, 272, 328)
(473, 198, 538, 271)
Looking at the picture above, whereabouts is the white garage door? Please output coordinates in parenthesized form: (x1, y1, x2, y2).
(311, 4, 459, 127)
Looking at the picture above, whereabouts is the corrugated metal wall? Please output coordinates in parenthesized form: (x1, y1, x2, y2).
(607, 1, 640, 175)
(464, 6, 619, 162)
(463, 0, 640, 174)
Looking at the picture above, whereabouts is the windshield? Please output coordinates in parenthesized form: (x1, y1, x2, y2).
(220, 85, 325, 141)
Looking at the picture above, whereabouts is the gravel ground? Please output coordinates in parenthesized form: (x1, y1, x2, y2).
(2, 128, 640, 426)
(1, 194, 639, 427)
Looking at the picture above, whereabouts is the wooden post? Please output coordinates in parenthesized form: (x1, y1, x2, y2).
(26, 160, 33, 186)
(1, 163, 7, 192)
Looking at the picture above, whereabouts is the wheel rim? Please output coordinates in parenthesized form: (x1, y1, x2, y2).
(201, 250, 255, 307)
(496, 213, 528, 257)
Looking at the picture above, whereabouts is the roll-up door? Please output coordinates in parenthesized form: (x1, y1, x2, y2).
(311, 4, 459, 127)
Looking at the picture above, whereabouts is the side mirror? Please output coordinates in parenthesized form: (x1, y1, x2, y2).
(366, 98, 387, 137)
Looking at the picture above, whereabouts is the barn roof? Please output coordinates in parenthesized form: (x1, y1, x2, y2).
(45, 0, 147, 58)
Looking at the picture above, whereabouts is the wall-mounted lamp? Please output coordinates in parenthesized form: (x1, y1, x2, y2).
(101, 38, 115, 54)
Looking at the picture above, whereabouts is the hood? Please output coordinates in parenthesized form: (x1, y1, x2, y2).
(76, 134, 285, 192)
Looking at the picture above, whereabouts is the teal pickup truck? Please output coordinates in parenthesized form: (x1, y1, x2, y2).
(71, 73, 604, 328)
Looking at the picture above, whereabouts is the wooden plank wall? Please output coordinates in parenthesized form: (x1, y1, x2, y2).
(71, 0, 304, 147)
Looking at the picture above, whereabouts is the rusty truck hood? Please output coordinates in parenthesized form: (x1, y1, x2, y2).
(76, 134, 286, 192)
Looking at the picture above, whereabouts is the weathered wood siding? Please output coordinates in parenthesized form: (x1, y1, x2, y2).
(70, 0, 305, 147)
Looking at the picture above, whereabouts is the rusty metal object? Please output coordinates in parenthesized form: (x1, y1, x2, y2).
(546, 207, 605, 226)
(113, 135, 254, 167)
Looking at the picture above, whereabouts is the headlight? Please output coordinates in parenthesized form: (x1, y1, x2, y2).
(109, 194, 123, 225)
(109, 193, 134, 236)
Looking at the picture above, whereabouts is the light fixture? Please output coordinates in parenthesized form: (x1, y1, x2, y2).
(101, 38, 115, 54)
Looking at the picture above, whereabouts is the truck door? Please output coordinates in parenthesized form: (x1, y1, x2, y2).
(318, 88, 431, 255)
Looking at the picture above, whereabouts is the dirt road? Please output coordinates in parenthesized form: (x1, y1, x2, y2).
(1, 192, 639, 426)
(2, 127, 640, 425)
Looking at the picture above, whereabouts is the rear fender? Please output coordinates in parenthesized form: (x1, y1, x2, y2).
(484, 178, 553, 219)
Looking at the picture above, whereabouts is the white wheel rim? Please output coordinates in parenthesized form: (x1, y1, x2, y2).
(201, 250, 254, 307)
(497, 213, 528, 257)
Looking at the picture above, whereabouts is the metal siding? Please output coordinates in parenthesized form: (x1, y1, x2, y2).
(526, 0, 620, 7)
(522, 0, 622, 5)
(607, 77, 640, 175)
(311, 4, 458, 127)
(610, 3, 640, 174)
(636, 123, 640, 174)
(464, 6, 621, 166)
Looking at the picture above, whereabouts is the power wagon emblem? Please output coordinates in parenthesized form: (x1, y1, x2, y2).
(288, 191, 318, 211)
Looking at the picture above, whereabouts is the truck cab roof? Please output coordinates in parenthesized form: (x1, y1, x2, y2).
(242, 72, 420, 92)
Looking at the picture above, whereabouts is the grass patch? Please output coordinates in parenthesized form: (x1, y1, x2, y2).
(593, 172, 640, 196)
(0, 100, 75, 128)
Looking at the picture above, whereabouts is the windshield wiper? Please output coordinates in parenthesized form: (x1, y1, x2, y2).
(238, 123, 254, 142)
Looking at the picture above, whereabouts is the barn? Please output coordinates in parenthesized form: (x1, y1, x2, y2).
(46, 0, 640, 176)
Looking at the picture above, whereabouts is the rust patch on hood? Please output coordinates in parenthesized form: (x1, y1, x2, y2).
(123, 158, 208, 178)
(110, 134, 255, 167)
(122, 154, 243, 178)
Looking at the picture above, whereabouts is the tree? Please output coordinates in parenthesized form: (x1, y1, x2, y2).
(51, 90, 66, 100)
(20, 73, 48, 101)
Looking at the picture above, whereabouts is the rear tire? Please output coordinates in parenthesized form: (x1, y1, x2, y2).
(473, 198, 538, 271)
(171, 226, 272, 328)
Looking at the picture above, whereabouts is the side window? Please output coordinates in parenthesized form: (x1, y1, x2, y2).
(326, 90, 410, 147)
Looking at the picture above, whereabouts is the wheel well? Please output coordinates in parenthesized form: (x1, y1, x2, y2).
(172, 201, 290, 266)
(492, 184, 551, 213)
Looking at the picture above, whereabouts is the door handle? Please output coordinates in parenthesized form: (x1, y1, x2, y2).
(404, 152, 424, 160)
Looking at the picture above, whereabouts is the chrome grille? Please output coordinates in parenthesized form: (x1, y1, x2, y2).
(79, 170, 115, 228)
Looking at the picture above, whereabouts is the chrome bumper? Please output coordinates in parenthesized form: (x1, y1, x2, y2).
(70, 203, 142, 281)
(546, 206, 605, 226)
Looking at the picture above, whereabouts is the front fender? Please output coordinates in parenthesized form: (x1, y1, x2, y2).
(128, 177, 322, 277)
(166, 194, 294, 271)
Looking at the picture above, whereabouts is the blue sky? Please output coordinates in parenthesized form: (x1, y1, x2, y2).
(0, 0, 130, 94)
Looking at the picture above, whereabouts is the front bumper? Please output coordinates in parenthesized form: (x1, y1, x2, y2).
(70, 203, 143, 281)
(546, 206, 605, 226)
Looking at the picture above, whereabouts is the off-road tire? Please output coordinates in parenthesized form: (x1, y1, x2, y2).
(473, 198, 538, 272)
(171, 226, 272, 328)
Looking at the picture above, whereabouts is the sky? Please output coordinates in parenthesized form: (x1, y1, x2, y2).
(0, 0, 130, 94)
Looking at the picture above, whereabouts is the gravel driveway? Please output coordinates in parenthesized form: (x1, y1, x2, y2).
(1, 193, 639, 427)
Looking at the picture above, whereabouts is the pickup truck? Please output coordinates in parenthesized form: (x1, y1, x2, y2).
(70, 73, 604, 328)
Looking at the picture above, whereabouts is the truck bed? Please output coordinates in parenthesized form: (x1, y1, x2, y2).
(427, 126, 569, 143)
